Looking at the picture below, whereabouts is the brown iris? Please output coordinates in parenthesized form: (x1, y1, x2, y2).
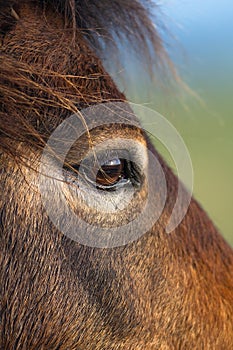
(95, 158, 125, 187)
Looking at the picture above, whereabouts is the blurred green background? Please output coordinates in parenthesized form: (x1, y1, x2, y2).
(110, 0, 233, 245)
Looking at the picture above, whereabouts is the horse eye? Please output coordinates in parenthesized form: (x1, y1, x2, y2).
(85, 158, 130, 190)
(96, 158, 125, 187)
(64, 150, 143, 192)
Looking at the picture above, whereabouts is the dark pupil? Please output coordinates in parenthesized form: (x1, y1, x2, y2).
(96, 158, 125, 187)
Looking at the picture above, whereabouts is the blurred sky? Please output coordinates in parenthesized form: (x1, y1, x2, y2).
(163, 0, 233, 76)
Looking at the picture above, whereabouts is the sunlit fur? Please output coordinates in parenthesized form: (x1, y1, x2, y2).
(0, 1, 233, 349)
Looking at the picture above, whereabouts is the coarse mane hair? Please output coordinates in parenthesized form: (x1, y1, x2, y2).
(0, 0, 173, 160)
(1, 0, 167, 60)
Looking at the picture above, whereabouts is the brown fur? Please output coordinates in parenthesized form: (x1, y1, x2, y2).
(0, 1, 233, 349)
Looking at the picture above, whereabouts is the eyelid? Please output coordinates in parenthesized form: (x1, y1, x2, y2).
(64, 138, 148, 178)
(81, 138, 148, 172)
(59, 137, 149, 215)
(63, 138, 147, 193)
(82, 148, 129, 169)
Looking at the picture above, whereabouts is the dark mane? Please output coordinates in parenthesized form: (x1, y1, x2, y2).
(1, 0, 169, 66)
(0, 0, 172, 160)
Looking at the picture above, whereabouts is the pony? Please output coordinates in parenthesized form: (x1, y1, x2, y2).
(0, 1, 233, 349)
